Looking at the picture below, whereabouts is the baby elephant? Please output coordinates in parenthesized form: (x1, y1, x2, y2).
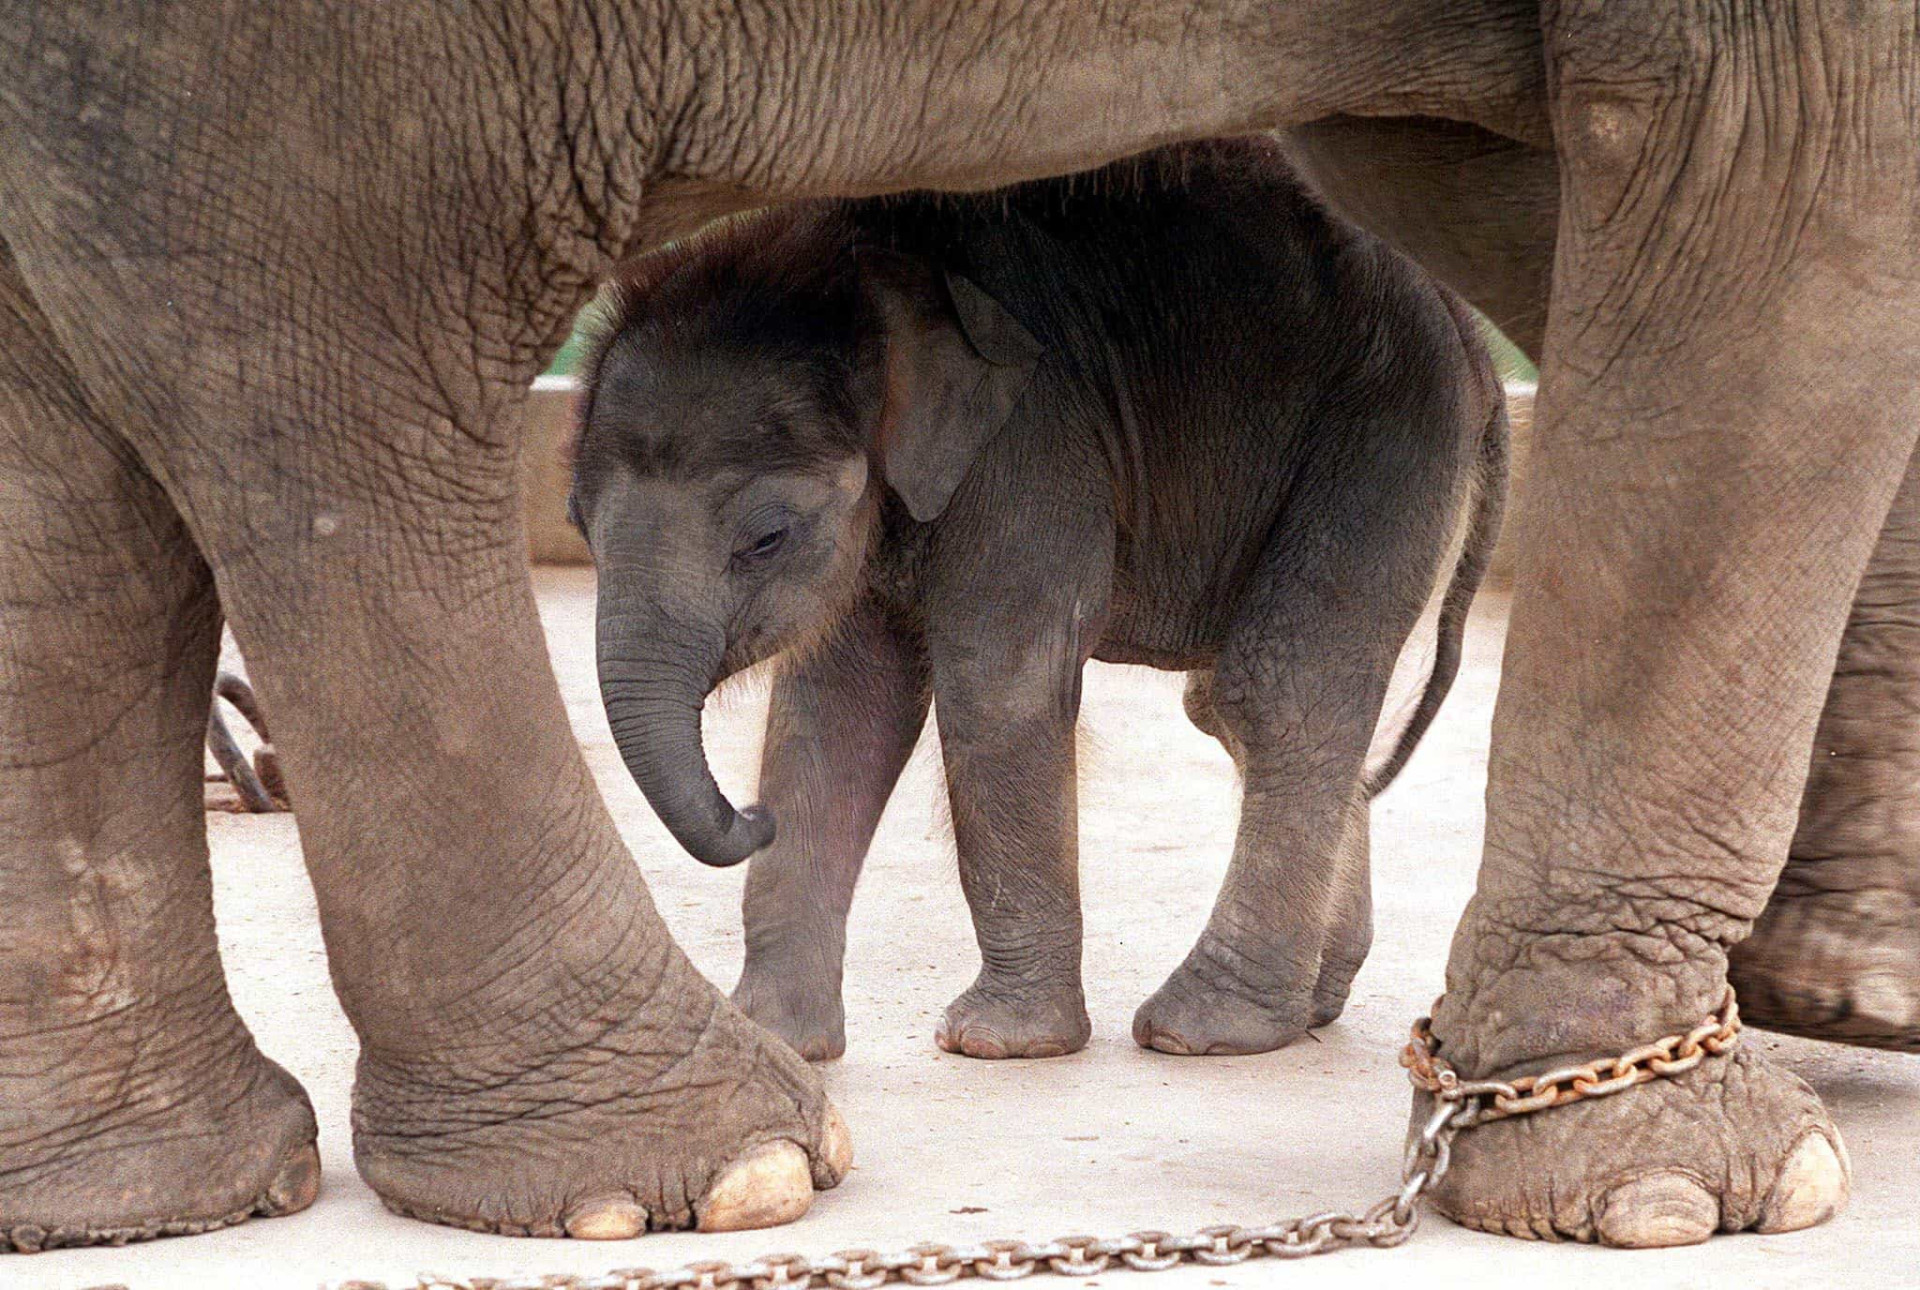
(570, 137, 1505, 1061)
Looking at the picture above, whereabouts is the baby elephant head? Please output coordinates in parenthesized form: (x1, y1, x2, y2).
(569, 208, 1043, 867)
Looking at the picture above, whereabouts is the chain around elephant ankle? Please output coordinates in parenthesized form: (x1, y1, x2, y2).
(341, 994, 1743, 1290)
(1402, 987, 1742, 1124)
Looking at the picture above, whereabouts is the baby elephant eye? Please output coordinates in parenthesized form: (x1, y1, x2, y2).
(735, 526, 789, 563)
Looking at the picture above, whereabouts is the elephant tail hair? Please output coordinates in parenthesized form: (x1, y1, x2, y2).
(1362, 378, 1510, 799)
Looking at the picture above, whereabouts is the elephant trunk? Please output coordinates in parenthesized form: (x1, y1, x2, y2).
(596, 604, 775, 868)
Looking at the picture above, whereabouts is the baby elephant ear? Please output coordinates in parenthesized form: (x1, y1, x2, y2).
(864, 251, 1044, 523)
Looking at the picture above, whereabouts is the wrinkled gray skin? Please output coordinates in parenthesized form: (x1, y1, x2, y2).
(576, 143, 1505, 1067)
(571, 140, 1507, 1063)
(0, 0, 1907, 1255)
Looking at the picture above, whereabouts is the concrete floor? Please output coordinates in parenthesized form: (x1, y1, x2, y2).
(23, 568, 1920, 1290)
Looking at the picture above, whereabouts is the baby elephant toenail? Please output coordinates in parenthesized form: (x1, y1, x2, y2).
(1595, 1172, 1718, 1247)
(698, 1140, 814, 1232)
(565, 1193, 649, 1239)
(1757, 1132, 1850, 1233)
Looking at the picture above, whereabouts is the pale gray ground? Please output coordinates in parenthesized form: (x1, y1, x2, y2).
(25, 569, 1920, 1290)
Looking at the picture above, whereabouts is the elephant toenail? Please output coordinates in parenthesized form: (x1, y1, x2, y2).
(1757, 1131, 1850, 1233)
(564, 1193, 649, 1239)
(1595, 1171, 1718, 1247)
(697, 1140, 814, 1232)
(814, 1105, 854, 1188)
(262, 1142, 322, 1216)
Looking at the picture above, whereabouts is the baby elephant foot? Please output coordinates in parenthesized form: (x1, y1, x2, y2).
(1310, 942, 1366, 1029)
(936, 973, 1090, 1059)
(733, 964, 847, 1062)
(1428, 1045, 1848, 1245)
(1134, 937, 1322, 1056)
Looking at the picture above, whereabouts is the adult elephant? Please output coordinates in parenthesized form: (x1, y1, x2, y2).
(0, 0, 1911, 1254)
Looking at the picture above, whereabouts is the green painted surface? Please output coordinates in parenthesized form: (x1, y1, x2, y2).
(1477, 315, 1538, 384)
(544, 294, 1541, 384)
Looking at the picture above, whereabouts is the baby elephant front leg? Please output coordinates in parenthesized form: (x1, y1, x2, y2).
(735, 601, 930, 1060)
(932, 654, 1092, 1060)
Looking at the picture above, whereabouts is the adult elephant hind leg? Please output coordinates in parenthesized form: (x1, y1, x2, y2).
(1730, 440, 1920, 1051)
(0, 251, 317, 1251)
(1426, 3, 1920, 1245)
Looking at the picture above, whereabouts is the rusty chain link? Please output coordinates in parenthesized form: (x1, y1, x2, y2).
(205, 670, 289, 813)
(330, 991, 1740, 1290)
(1401, 987, 1740, 1123)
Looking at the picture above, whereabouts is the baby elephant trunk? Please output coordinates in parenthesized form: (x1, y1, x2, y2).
(595, 604, 775, 868)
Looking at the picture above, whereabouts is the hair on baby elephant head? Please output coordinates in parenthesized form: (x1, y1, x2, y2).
(568, 204, 1043, 867)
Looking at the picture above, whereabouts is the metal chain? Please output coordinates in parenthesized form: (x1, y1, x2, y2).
(335, 991, 1741, 1290)
(1401, 987, 1741, 1122)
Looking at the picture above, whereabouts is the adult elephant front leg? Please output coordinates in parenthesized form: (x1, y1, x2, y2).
(172, 379, 850, 1235)
(1426, 2, 1920, 1246)
(190, 374, 848, 1234)
(1730, 439, 1920, 1050)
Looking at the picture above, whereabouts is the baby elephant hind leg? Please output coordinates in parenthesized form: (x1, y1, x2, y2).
(0, 247, 317, 1252)
(1133, 712, 1380, 1055)
(1182, 667, 1374, 1032)
(1136, 424, 1465, 1057)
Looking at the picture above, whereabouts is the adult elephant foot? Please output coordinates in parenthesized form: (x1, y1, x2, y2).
(358, 964, 851, 1236)
(6, 1048, 320, 1253)
(1733, 885, 1920, 1050)
(936, 974, 1090, 1059)
(1426, 1046, 1848, 1245)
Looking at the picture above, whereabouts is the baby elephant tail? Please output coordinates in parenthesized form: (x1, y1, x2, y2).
(1361, 375, 1511, 799)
